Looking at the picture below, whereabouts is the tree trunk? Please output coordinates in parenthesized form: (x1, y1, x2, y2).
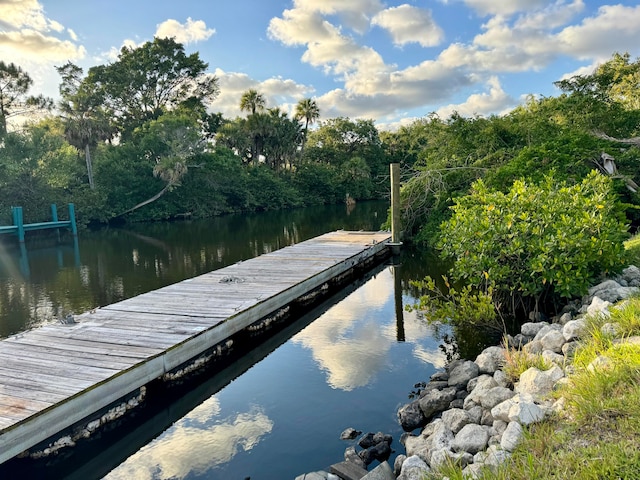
(115, 184, 171, 217)
(84, 144, 95, 189)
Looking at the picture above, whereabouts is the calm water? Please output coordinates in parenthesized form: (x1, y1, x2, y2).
(0, 202, 485, 479)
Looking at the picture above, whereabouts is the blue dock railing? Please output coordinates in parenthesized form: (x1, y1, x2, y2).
(0, 204, 78, 242)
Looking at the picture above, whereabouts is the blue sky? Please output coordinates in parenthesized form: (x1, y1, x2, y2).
(1, 0, 640, 130)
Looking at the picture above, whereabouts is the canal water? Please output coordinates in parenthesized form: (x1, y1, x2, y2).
(0, 202, 488, 479)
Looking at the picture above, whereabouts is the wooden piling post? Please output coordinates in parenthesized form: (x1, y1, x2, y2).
(389, 163, 403, 254)
(68, 203, 78, 237)
(13, 206, 25, 242)
(51, 204, 61, 241)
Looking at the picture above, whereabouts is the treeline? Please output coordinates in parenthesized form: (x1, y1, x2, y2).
(1, 39, 640, 248)
(387, 52, 640, 244)
(0, 38, 389, 226)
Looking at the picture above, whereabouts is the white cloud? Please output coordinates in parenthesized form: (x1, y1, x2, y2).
(556, 4, 640, 60)
(292, 274, 392, 391)
(0, 29, 85, 62)
(155, 17, 215, 44)
(435, 76, 515, 118)
(463, 0, 550, 17)
(210, 68, 314, 118)
(0, 0, 49, 30)
(291, 0, 384, 33)
(293, 267, 445, 390)
(372, 5, 444, 47)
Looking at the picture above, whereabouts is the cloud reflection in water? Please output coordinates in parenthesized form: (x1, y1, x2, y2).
(292, 267, 446, 391)
(104, 396, 273, 480)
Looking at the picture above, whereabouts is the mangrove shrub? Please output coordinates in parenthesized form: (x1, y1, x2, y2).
(437, 170, 628, 317)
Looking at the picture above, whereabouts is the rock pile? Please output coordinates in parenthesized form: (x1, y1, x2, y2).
(393, 265, 640, 479)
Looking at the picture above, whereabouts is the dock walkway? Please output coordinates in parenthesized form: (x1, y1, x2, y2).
(0, 230, 390, 464)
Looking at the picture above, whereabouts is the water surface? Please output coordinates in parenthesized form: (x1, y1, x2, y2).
(0, 202, 483, 479)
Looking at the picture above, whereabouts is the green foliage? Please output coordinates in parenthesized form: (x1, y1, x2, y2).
(86, 37, 219, 139)
(410, 275, 500, 331)
(438, 171, 629, 316)
(292, 162, 339, 204)
(0, 61, 53, 136)
(304, 117, 389, 190)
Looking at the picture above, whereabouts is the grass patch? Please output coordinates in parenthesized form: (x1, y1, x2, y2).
(501, 335, 552, 383)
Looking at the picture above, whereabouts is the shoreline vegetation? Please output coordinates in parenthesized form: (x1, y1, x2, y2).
(465, 235, 640, 480)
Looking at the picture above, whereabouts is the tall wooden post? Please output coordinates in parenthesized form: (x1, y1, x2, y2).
(13, 206, 25, 243)
(68, 203, 78, 237)
(51, 204, 61, 241)
(389, 163, 402, 254)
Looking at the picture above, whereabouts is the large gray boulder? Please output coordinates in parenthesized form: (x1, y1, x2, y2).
(508, 399, 545, 425)
(517, 366, 564, 400)
(419, 387, 457, 418)
(429, 421, 455, 455)
(463, 375, 498, 409)
(451, 424, 489, 454)
(448, 360, 480, 388)
(398, 401, 426, 431)
(403, 433, 431, 461)
(586, 296, 612, 318)
(501, 421, 523, 451)
(361, 461, 394, 480)
(484, 444, 512, 469)
(430, 448, 473, 469)
(520, 321, 549, 338)
(586, 279, 639, 304)
(562, 318, 587, 341)
(533, 323, 562, 342)
(619, 265, 640, 287)
(479, 386, 516, 410)
(539, 329, 566, 353)
(441, 408, 471, 434)
(475, 346, 506, 374)
(397, 455, 430, 480)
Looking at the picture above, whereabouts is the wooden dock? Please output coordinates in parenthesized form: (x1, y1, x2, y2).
(0, 230, 390, 464)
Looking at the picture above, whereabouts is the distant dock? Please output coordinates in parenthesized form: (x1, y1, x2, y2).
(0, 204, 77, 242)
(0, 230, 390, 464)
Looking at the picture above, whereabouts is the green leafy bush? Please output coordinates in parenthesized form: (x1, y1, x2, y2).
(437, 170, 629, 317)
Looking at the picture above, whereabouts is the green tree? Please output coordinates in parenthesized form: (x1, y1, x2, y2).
(216, 118, 252, 163)
(86, 37, 219, 138)
(0, 61, 52, 136)
(56, 62, 114, 189)
(118, 112, 207, 216)
(264, 107, 301, 171)
(240, 89, 266, 115)
(239, 89, 267, 164)
(294, 97, 320, 155)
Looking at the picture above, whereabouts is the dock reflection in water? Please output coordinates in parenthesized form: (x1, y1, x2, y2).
(100, 263, 446, 480)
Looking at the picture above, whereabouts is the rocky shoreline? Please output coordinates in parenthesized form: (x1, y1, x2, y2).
(296, 265, 640, 480)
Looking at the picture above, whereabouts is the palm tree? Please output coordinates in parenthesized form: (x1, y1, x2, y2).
(294, 98, 320, 155)
(239, 89, 266, 116)
(264, 108, 302, 171)
(62, 110, 112, 189)
(56, 62, 113, 189)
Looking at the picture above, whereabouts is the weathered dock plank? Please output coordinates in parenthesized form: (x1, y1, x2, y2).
(0, 230, 390, 464)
